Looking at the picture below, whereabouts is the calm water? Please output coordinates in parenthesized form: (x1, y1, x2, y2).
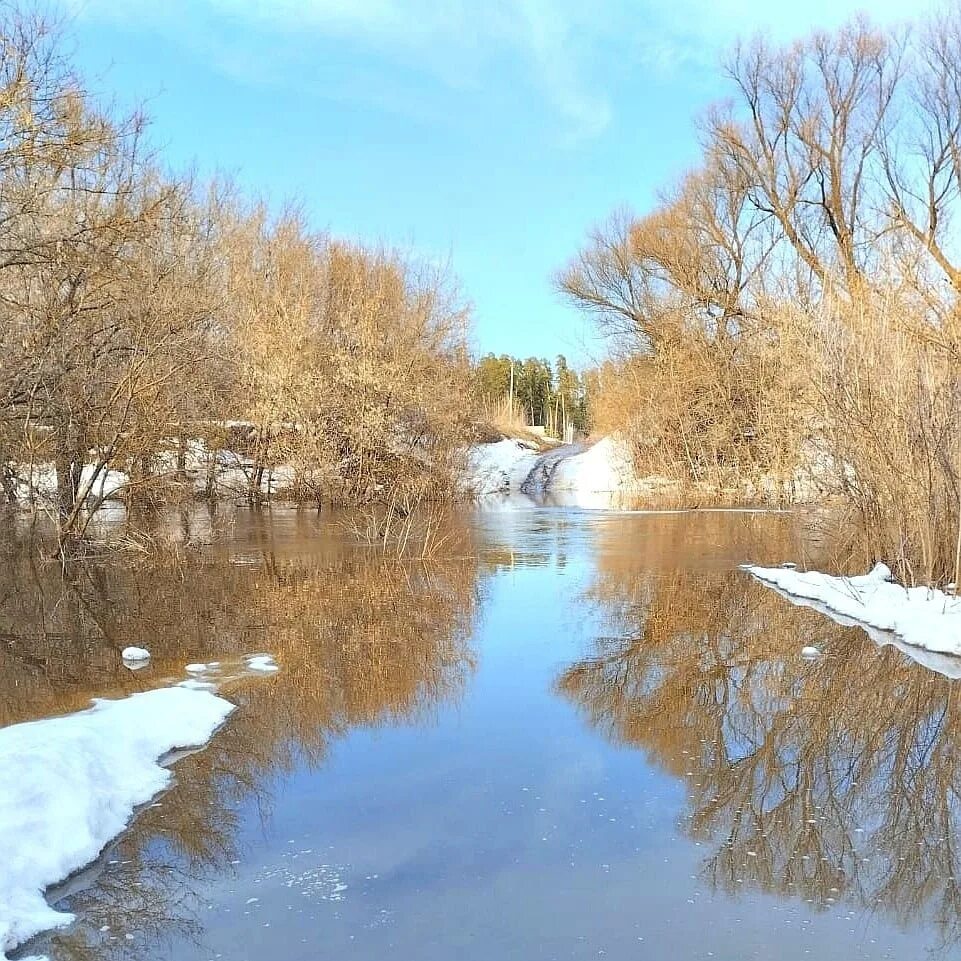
(7, 503, 961, 960)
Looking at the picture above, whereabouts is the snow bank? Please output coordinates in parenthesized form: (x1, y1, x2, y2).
(0, 687, 234, 959)
(549, 437, 637, 494)
(11, 443, 298, 511)
(464, 436, 641, 501)
(464, 439, 541, 495)
(745, 562, 961, 658)
(14, 463, 128, 505)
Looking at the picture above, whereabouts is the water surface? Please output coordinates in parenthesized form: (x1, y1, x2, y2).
(6, 504, 960, 960)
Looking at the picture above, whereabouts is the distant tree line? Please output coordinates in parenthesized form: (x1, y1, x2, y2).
(473, 353, 589, 437)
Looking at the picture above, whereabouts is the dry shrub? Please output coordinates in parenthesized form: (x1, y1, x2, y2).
(0, 9, 477, 556)
(590, 288, 961, 582)
(590, 322, 809, 501)
(475, 395, 528, 440)
(787, 292, 961, 585)
(562, 10, 961, 582)
(222, 222, 474, 523)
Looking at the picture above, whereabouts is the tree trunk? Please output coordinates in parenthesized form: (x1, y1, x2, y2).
(0, 458, 17, 505)
(176, 432, 187, 477)
(55, 437, 80, 523)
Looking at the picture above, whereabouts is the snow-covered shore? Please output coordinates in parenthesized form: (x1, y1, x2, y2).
(15, 433, 642, 513)
(745, 562, 961, 659)
(464, 436, 640, 498)
(464, 439, 543, 495)
(0, 687, 234, 960)
(548, 437, 637, 494)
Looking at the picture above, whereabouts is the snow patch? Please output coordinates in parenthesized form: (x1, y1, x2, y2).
(176, 678, 216, 691)
(0, 688, 234, 959)
(13, 463, 128, 506)
(464, 435, 640, 499)
(549, 437, 637, 494)
(120, 646, 149, 662)
(463, 439, 541, 495)
(745, 562, 961, 659)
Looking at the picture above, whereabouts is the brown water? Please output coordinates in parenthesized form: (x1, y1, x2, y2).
(6, 503, 961, 960)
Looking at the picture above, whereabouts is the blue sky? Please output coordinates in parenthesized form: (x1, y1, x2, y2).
(68, 0, 933, 365)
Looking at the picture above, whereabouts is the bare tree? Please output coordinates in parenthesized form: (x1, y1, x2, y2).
(556, 208, 661, 351)
(879, 10, 961, 295)
(709, 18, 903, 294)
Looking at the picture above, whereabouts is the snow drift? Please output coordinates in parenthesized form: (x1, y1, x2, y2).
(548, 437, 637, 494)
(464, 436, 639, 498)
(14, 463, 128, 506)
(745, 562, 961, 659)
(0, 687, 234, 960)
(464, 439, 542, 495)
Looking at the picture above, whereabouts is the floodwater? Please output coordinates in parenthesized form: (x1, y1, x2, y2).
(7, 503, 961, 960)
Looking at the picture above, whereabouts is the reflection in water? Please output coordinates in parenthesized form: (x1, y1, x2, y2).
(8, 506, 961, 960)
(558, 551, 961, 953)
(5, 517, 478, 961)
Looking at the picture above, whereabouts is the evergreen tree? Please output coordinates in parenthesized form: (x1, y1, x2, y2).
(473, 352, 591, 437)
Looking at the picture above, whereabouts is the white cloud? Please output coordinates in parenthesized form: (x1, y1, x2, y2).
(232, 0, 617, 138)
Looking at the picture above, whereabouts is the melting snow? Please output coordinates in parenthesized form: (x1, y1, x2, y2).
(0, 688, 234, 960)
(177, 678, 217, 691)
(549, 437, 637, 494)
(746, 562, 961, 660)
(245, 654, 279, 673)
(463, 439, 541, 495)
(256, 857, 349, 903)
(464, 436, 641, 498)
(120, 646, 149, 661)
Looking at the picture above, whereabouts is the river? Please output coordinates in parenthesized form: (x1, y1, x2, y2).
(6, 502, 960, 960)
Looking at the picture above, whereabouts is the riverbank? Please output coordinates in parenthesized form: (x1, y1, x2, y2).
(463, 434, 819, 507)
(464, 436, 647, 500)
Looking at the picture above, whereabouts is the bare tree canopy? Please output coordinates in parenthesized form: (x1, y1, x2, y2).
(0, 4, 477, 555)
(561, 9, 961, 584)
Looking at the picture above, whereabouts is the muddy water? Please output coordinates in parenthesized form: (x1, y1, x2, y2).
(7, 504, 961, 960)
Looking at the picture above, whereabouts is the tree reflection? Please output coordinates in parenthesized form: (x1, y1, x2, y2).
(4, 525, 478, 960)
(558, 554, 961, 951)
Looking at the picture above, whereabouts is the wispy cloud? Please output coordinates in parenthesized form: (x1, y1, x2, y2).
(74, 0, 617, 140)
(514, 0, 613, 140)
(633, 0, 939, 79)
(72, 0, 945, 140)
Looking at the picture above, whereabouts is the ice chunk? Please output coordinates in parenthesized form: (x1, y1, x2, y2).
(245, 655, 279, 673)
(177, 679, 216, 691)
